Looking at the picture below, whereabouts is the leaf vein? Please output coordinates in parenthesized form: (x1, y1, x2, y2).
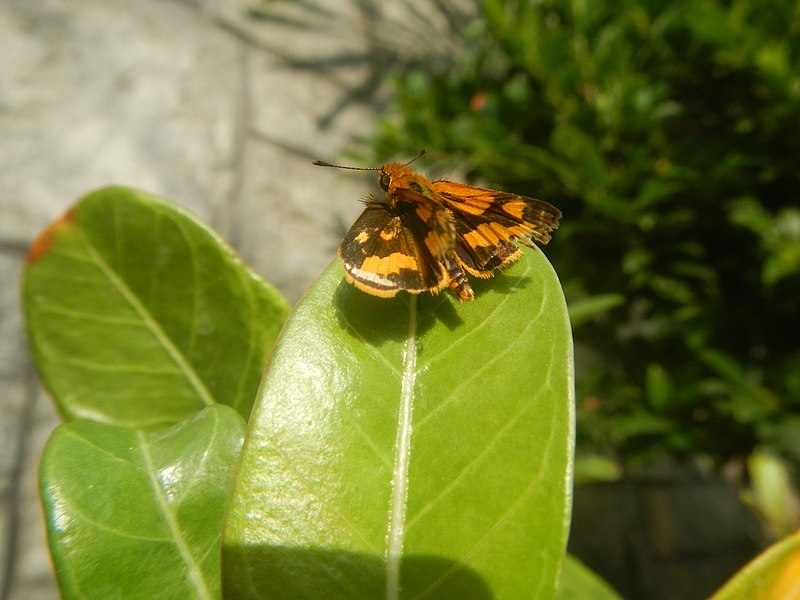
(416, 289, 547, 428)
(75, 225, 216, 406)
(412, 422, 559, 600)
(417, 258, 540, 372)
(407, 384, 548, 530)
(35, 304, 148, 326)
(268, 446, 380, 552)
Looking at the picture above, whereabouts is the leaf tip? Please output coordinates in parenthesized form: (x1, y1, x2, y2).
(27, 209, 75, 264)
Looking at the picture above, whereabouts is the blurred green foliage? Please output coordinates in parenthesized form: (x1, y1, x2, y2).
(368, 0, 800, 465)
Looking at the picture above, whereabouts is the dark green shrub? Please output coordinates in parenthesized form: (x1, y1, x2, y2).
(369, 0, 800, 464)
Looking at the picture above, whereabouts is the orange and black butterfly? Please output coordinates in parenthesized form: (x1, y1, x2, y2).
(314, 152, 561, 302)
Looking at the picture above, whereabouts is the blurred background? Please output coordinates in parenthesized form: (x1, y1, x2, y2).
(2, 1, 799, 599)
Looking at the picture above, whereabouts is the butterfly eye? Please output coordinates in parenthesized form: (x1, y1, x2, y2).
(379, 173, 391, 191)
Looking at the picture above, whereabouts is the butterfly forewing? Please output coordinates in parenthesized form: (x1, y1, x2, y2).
(432, 181, 561, 276)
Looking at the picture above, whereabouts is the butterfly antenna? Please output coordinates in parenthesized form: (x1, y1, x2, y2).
(405, 149, 426, 166)
(313, 149, 426, 170)
(312, 159, 379, 171)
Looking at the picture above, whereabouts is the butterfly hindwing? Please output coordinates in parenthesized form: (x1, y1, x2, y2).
(338, 199, 454, 297)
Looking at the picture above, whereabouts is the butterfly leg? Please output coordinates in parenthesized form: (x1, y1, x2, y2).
(445, 259, 475, 302)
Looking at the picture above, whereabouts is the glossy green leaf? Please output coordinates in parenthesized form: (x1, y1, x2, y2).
(40, 404, 246, 600)
(710, 529, 800, 600)
(223, 248, 574, 599)
(557, 555, 622, 600)
(23, 187, 289, 427)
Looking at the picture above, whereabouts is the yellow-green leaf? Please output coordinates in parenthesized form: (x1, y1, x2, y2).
(710, 530, 800, 600)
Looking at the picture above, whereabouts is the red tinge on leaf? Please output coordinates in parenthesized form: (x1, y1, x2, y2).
(27, 209, 74, 264)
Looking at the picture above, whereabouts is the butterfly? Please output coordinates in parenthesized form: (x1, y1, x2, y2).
(314, 152, 560, 302)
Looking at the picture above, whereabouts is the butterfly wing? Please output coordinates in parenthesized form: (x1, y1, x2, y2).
(338, 198, 454, 297)
(432, 180, 561, 277)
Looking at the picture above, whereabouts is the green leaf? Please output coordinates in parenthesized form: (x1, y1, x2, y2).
(558, 554, 622, 600)
(573, 454, 622, 485)
(23, 187, 290, 427)
(223, 248, 574, 599)
(40, 404, 246, 600)
(567, 293, 624, 328)
(550, 123, 610, 201)
(645, 363, 672, 411)
(709, 529, 800, 600)
(743, 451, 800, 539)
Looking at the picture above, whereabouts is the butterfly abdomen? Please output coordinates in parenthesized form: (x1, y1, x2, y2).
(446, 260, 475, 302)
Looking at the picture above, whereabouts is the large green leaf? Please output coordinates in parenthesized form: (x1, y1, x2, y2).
(223, 248, 574, 599)
(23, 187, 289, 427)
(40, 404, 246, 600)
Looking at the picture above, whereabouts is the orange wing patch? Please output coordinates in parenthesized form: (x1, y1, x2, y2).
(500, 199, 527, 221)
(360, 252, 418, 275)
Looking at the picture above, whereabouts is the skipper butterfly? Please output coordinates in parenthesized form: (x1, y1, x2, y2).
(314, 152, 560, 302)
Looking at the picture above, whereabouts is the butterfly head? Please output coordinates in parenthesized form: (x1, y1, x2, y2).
(377, 163, 436, 209)
(376, 163, 424, 195)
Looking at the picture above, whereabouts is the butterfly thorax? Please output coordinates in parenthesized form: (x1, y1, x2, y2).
(378, 164, 441, 209)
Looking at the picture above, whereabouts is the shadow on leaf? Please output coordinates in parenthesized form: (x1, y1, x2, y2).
(223, 543, 495, 600)
(332, 268, 534, 346)
(333, 279, 465, 344)
(471, 273, 533, 299)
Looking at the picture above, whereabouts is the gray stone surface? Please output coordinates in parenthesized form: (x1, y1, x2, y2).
(5, 391, 58, 600)
(0, 0, 470, 597)
(1, 0, 239, 241)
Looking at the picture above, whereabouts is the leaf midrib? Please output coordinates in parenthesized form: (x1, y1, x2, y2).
(385, 297, 419, 600)
(137, 430, 213, 600)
